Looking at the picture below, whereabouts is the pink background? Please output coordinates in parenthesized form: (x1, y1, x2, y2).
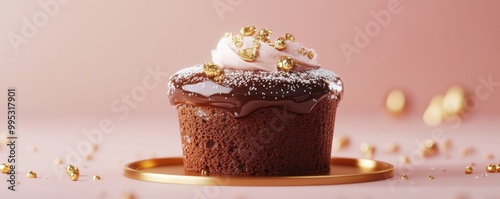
(1, 0, 500, 198)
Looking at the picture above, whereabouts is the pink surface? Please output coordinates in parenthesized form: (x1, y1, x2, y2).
(1, 0, 500, 198)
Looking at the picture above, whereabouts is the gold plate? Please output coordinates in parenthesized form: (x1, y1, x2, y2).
(124, 157, 394, 186)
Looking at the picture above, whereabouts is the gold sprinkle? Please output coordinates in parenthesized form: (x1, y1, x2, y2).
(27, 171, 37, 178)
(297, 47, 306, 55)
(420, 139, 438, 157)
(460, 147, 475, 157)
(1, 163, 11, 174)
(423, 95, 445, 126)
(273, 37, 287, 50)
(201, 169, 209, 176)
(400, 174, 409, 180)
(386, 90, 406, 115)
(238, 48, 258, 62)
(360, 143, 375, 159)
(284, 33, 295, 42)
(0, 133, 8, 145)
(332, 135, 350, 151)
(465, 166, 473, 174)
(496, 164, 500, 172)
(276, 57, 297, 72)
(441, 139, 453, 152)
(85, 154, 93, 161)
(240, 26, 257, 36)
(443, 86, 467, 117)
(486, 164, 496, 173)
(93, 175, 101, 181)
(428, 175, 435, 180)
(28, 145, 37, 153)
(224, 32, 232, 38)
(122, 192, 136, 199)
(399, 156, 410, 164)
(385, 143, 400, 154)
(53, 158, 63, 165)
(484, 153, 494, 160)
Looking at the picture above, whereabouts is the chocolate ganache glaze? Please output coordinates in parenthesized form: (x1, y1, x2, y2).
(168, 66, 343, 117)
(168, 26, 343, 117)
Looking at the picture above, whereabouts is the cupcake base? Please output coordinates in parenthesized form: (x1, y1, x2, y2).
(176, 97, 339, 176)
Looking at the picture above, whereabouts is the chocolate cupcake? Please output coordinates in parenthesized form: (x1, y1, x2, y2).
(168, 26, 343, 176)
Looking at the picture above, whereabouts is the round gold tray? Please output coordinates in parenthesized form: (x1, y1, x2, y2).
(124, 157, 393, 186)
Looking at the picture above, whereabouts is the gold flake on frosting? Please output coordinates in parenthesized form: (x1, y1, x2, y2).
(203, 62, 225, 81)
(238, 48, 258, 62)
(216, 26, 310, 71)
(273, 37, 287, 50)
(298, 47, 314, 59)
(284, 33, 295, 42)
(276, 57, 297, 72)
(240, 26, 257, 36)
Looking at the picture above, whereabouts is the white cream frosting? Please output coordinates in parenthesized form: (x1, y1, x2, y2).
(211, 36, 321, 72)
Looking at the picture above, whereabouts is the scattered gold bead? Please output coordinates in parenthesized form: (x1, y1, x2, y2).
(276, 57, 297, 72)
(273, 37, 287, 50)
(122, 192, 136, 199)
(400, 174, 409, 180)
(252, 38, 260, 48)
(420, 139, 438, 157)
(399, 156, 410, 164)
(428, 175, 435, 180)
(484, 153, 494, 160)
(464, 166, 473, 174)
(69, 172, 80, 181)
(496, 164, 500, 172)
(386, 89, 406, 115)
(27, 171, 37, 178)
(27, 145, 37, 153)
(385, 143, 400, 154)
(66, 164, 79, 176)
(284, 33, 295, 42)
(423, 95, 445, 126)
(441, 139, 453, 152)
(240, 26, 257, 36)
(332, 135, 350, 151)
(224, 32, 232, 38)
(200, 169, 209, 176)
(0, 133, 8, 145)
(486, 164, 496, 173)
(1, 163, 11, 174)
(460, 147, 475, 157)
(360, 143, 375, 159)
(443, 86, 467, 117)
(93, 175, 101, 181)
(53, 158, 63, 165)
